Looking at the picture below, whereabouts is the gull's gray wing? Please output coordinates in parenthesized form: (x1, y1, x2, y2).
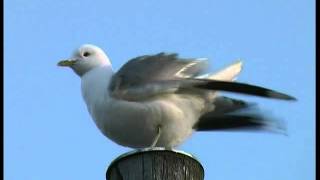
(109, 53, 208, 100)
(194, 108, 286, 133)
(108, 53, 296, 101)
(194, 96, 286, 133)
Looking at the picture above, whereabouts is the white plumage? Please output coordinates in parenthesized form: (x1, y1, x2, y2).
(58, 44, 295, 149)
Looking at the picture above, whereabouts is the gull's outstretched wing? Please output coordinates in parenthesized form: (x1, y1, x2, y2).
(108, 53, 296, 101)
(194, 108, 286, 133)
(194, 97, 286, 133)
(108, 53, 208, 100)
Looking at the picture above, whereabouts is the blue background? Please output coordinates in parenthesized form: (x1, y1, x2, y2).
(5, 0, 315, 179)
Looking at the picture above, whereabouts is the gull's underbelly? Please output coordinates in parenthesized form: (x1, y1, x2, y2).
(90, 95, 202, 148)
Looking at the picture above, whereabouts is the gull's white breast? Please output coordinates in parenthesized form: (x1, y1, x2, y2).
(81, 66, 204, 148)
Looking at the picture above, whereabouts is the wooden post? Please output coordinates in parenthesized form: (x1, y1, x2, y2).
(106, 148, 204, 180)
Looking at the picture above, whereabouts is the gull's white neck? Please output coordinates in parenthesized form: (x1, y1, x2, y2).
(81, 65, 113, 111)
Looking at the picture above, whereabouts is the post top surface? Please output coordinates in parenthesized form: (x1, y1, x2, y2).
(106, 147, 204, 179)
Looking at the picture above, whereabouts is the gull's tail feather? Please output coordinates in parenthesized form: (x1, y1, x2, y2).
(208, 60, 243, 81)
(193, 105, 287, 134)
(197, 60, 242, 81)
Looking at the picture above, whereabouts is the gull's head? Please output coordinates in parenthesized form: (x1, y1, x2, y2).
(58, 44, 112, 76)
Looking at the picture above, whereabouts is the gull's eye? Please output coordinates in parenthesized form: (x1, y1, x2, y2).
(83, 52, 91, 57)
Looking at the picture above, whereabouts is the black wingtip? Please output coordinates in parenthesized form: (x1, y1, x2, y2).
(267, 91, 297, 101)
(194, 79, 297, 101)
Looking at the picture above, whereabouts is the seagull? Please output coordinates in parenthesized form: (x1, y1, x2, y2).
(58, 44, 296, 149)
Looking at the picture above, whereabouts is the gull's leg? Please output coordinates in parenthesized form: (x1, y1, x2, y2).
(150, 125, 161, 148)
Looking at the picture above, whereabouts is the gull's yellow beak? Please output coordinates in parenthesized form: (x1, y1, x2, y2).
(57, 59, 77, 67)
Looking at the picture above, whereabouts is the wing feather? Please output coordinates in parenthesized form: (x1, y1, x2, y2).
(109, 53, 208, 99)
(108, 53, 296, 102)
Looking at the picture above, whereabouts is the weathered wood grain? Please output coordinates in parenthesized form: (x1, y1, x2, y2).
(106, 148, 204, 180)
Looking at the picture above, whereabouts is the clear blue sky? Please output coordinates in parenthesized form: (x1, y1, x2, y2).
(4, 0, 314, 179)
